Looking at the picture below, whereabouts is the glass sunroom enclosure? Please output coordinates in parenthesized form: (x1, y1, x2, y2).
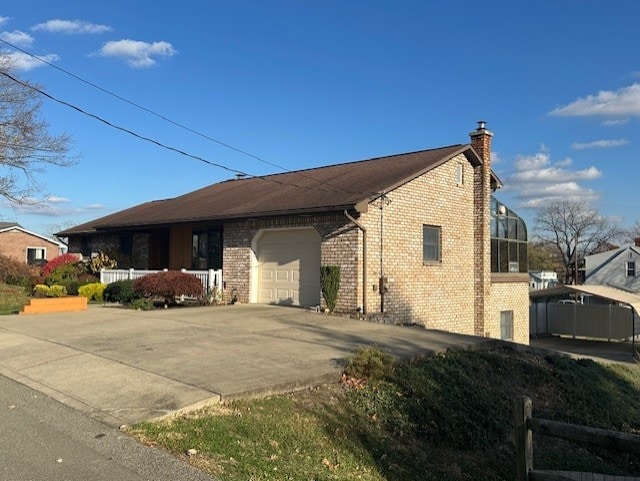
(490, 196, 528, 273)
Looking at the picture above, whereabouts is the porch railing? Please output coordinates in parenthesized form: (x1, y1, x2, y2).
(99, 268, 223, 295)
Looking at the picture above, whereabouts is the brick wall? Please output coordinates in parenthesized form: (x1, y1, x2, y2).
(489, 276, 530, 344)
(357, 153, 477, 332)
(0, 230, 62, 263)
(223, 213, 358, 311)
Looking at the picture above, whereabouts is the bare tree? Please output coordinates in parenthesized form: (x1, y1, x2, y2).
(534, 199, 621, 284)
(622, 221, 640, 244)
(527, 240, 564, 273)
(0, 57, 75, 204)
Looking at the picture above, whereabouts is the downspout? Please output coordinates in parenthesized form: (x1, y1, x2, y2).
(344, 210, 367, 315)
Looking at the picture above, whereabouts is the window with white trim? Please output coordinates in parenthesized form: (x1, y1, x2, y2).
(26, 247, 45, 265)
(627, 261, 636, 277)
(423, 225, 441, 263)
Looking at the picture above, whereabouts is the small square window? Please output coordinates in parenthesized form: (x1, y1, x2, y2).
(500, 310, 513, 340)
(627, 261, 636, 277)
(423, 225, 441, 263)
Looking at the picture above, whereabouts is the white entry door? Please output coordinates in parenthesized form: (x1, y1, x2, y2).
(257, 229, 321, 307)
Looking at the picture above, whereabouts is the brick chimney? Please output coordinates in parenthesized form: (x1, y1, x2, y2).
(469, 120, 493, 166)
(470, 121, 492, 338)
(635, 238, 640, 247)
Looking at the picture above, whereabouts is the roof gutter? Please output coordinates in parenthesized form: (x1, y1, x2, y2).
(344, 210, 367, 315)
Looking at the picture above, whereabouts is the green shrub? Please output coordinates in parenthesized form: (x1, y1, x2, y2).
(33, 284, 67, 297)
(128, 298, 155, 310)
(104, 279, 138, 304)
(63, 280, 81, 296)
(133, 271, 203, 306)
(78, 282, 106, 301)
(49, 285, 67, 297)
(33, 284, 50, 298)
(320, 265, 341, 312)
(344, 346, 395, 380)
(44, 262, 85, 286)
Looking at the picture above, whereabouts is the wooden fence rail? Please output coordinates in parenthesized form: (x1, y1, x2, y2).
(515, 395, 640, 481)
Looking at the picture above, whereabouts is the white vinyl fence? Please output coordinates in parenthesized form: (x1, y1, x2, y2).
(100, 268, 223, 296)
(530, 302, 640, 340)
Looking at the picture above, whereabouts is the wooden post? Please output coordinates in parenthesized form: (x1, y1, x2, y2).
(515, 396, 533, 481)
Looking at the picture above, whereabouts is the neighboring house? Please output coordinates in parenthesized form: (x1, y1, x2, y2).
(57, 122, 530, 344)
(584, 240, 640, 292)
(529, 271, 558, 290)
(0, 222, 65, 265)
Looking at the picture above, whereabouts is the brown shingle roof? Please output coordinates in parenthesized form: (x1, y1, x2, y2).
(59, 144, 488, 235)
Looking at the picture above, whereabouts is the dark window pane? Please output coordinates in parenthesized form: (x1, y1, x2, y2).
(491, 239, 499, 272)
(519, 242, 528, 272)
(499, 240, 509, 272)
(423, 225, 440, 262)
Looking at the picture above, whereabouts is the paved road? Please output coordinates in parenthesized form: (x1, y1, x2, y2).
(0, 374, 214, 481)
(0, 304, 492, 427)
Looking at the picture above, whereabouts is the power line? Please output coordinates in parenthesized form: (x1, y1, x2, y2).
(0, 38, 285, 170)
(0, 38, 372, 196)
(0, 69, 374, 197)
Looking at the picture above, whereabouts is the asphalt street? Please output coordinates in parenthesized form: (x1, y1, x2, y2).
(0, 374, 215, 481)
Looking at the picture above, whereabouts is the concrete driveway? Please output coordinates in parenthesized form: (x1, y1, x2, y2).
(0, 304, 492, 427)
(530, 336, 639, 365)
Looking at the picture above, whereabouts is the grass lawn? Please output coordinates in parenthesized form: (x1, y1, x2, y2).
(0, 282, 29, 314)
(129, 347, 640, 481)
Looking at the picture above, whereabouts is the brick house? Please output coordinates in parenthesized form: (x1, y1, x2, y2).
(58, 122, 530, 344)
(0, 222, 65, 265)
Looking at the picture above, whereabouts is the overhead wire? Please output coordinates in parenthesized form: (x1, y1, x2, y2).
(0, 69, 380, 198)
(0, 38, 378, 198)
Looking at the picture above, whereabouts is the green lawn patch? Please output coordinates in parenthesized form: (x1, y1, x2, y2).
(0, 282, 29, 314)
(129, 347, 640, 481)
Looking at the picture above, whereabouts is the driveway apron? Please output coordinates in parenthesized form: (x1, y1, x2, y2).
(0, 304, 490, 427)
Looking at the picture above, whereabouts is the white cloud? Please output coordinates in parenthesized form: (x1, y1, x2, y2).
(3, 51, 59, 71)
(490, 151, 501, 164)
(0, 16, 9, 27)
(550, 83, 640, 118)
(95, 39, 176, 68)
(13, 198, 102, 217)
(514, 152, 549, 171)
(571, 139, 629, 150)
(505, 151, 602, 209)
(0, 29, 33, 47)
(555, 157, 573, 167)
(603, 119, 628, 126)
(31, 19, 112, 35)
(46, 195, 70, 204)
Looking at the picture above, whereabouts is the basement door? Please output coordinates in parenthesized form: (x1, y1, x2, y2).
(257, 229, 321, 307)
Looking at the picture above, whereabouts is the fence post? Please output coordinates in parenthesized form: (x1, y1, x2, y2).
(100, 268, 105, 284)
(128, 268, 134, 280)
(207, 269, 215, 293)
(514, 396, 533, 481)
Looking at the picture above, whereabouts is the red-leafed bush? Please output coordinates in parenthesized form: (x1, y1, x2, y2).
(0, 254, 38, 287)
(133, 271, 203, 306)
(41, 253, 82, 278)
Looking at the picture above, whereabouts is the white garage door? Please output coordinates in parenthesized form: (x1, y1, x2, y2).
(258, 229, 321, 307)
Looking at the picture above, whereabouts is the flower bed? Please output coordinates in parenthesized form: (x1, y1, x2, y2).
(20, 296, 88, 315)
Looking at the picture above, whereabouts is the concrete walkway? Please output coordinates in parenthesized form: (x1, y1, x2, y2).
(0, 304, 492, 427)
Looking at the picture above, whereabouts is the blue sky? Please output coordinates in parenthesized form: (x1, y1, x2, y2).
(0, 1, 638, 237)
